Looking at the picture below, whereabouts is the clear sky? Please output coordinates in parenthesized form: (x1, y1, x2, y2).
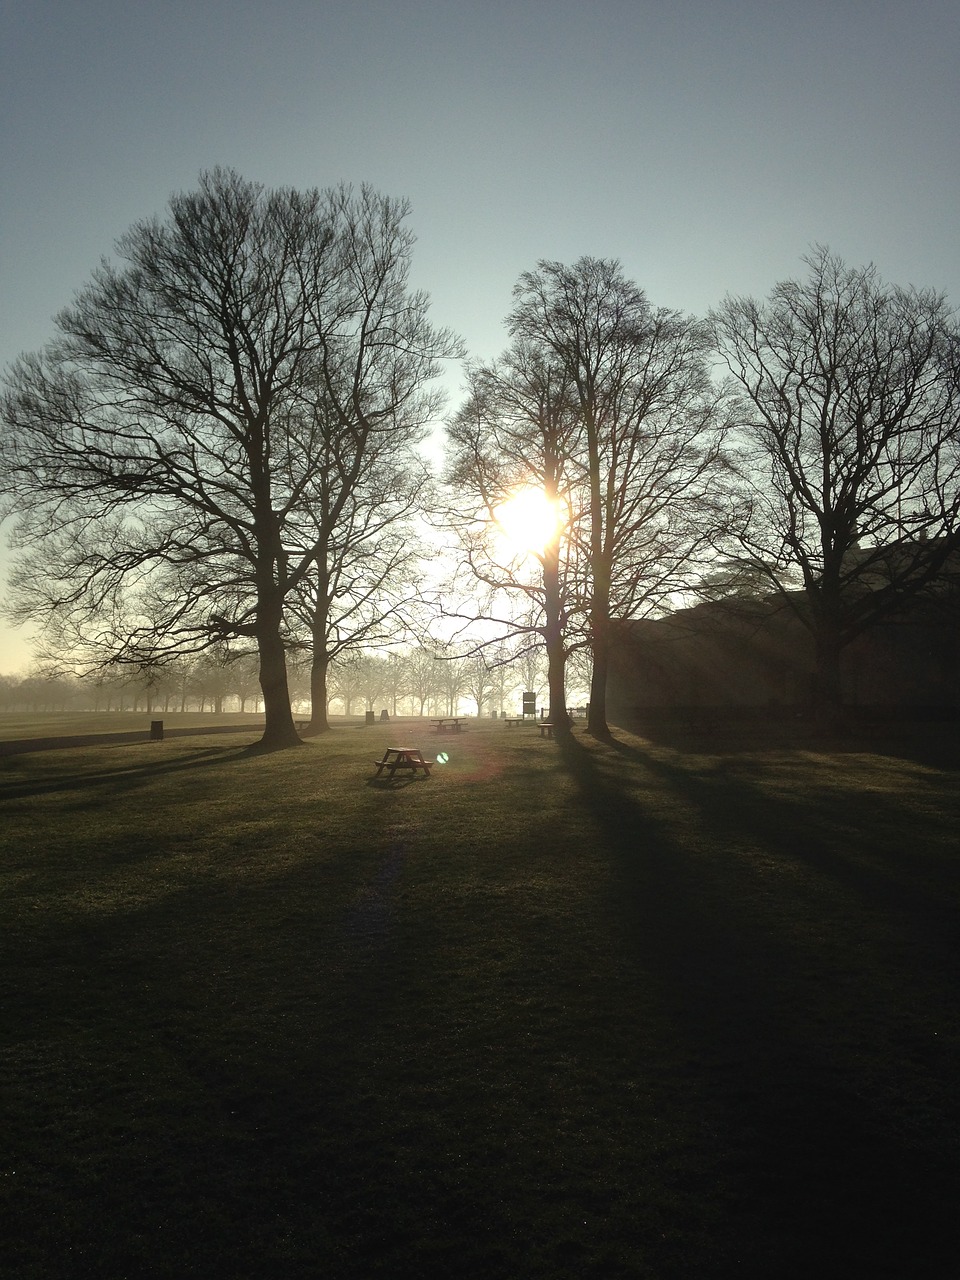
(2, 0, 958, 672)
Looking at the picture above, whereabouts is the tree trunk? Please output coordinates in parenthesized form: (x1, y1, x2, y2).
(542, 537, 570, 730)
(585, 403, 611, 739)
(812, 617, 845, 731)
(587, 626, 610, 737)
(587, 583, 612, 737)
(256, 615, 300, 751)
(305, 646, 331, 732)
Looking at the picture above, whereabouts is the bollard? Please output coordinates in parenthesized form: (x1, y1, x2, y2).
(150, 720, 164, 740)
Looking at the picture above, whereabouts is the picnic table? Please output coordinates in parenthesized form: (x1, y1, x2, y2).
(372, 746, 434, 779)
(538, 722, 555, 738)
(430, 717, 465, 733)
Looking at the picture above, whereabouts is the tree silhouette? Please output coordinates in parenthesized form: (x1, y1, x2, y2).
(1, 170, 459, 749)
(507, 258, 729, 736)
(712, 247, 960, 717)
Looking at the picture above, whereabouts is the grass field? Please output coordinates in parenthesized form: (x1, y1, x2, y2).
(2, 716, 958, 1277)
(0, 710, 267, 743)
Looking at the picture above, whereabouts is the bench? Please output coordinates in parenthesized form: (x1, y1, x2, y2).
(372, 747, 434, 779)
(430, 717, 464, 733)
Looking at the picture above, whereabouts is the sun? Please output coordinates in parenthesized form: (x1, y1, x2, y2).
(493, 487, 562, 556)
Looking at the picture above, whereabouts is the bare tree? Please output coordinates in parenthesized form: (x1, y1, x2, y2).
(461, 654, 495, 716)
(508, 258, 730, 735)
(328, 653, 363, 716)
(350, 653, 387, 713)
(0, 170, 459, 750)
(484, 643, 517, 716)
(514, 644, 547, 711)
(429, 649, 469, 716)
(712, 247, 960, 717)
(444, 344, 584, 727)
(284, 394, 433, 732)
(381, 650, 409, 717)
(405, 645, 439, 716)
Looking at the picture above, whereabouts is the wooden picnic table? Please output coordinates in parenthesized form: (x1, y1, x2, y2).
(430, 717, 465, 733)
(538, 722, 555, 738)
(372, 746, 434, 778)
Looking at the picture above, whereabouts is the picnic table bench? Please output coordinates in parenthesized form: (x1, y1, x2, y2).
(430, 717, 465, 733)
(372, 746, 434, 778)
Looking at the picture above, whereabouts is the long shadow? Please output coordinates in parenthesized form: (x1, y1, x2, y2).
(630, 714, 960, 771)
(2, 815, 523, 1279)
(607, 731, 960, 945)
(556, 730, 960, 1276)
(0, 742, 257, 802)
(366, 775, 431, 790)
(0, 721, 265, 757)
(6, 729, 958, 1278)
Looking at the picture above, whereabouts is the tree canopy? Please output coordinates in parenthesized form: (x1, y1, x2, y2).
(3, 213, 958, 732)
(712, 246, 960, 715)
(0, 169, 460, 748)
(505, 257, 731, 735)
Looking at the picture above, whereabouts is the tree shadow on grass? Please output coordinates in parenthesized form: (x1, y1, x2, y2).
(0, 743, 256, 803)
(607, 731, 960, 945)
(366, 775, 432, 790)
(6, 727, 958, 1279)
(2, 811, 528, 1279)
(631, 714, 960, 771)
(556, 729, 960, 1277)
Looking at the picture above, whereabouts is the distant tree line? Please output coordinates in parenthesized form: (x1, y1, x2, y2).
(2, 168, 958, 746)
(0, 645, 589, 720)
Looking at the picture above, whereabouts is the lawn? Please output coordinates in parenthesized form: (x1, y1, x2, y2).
(0, 710, 267, 744)
(2, 718, 958, 1278)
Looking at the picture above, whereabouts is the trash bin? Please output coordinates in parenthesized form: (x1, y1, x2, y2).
(365, 710, 375, 725)
(150, 720, 164, 740)
(380, 709, 390, 721)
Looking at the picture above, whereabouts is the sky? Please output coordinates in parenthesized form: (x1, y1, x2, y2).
(1, 0, 958, 672)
